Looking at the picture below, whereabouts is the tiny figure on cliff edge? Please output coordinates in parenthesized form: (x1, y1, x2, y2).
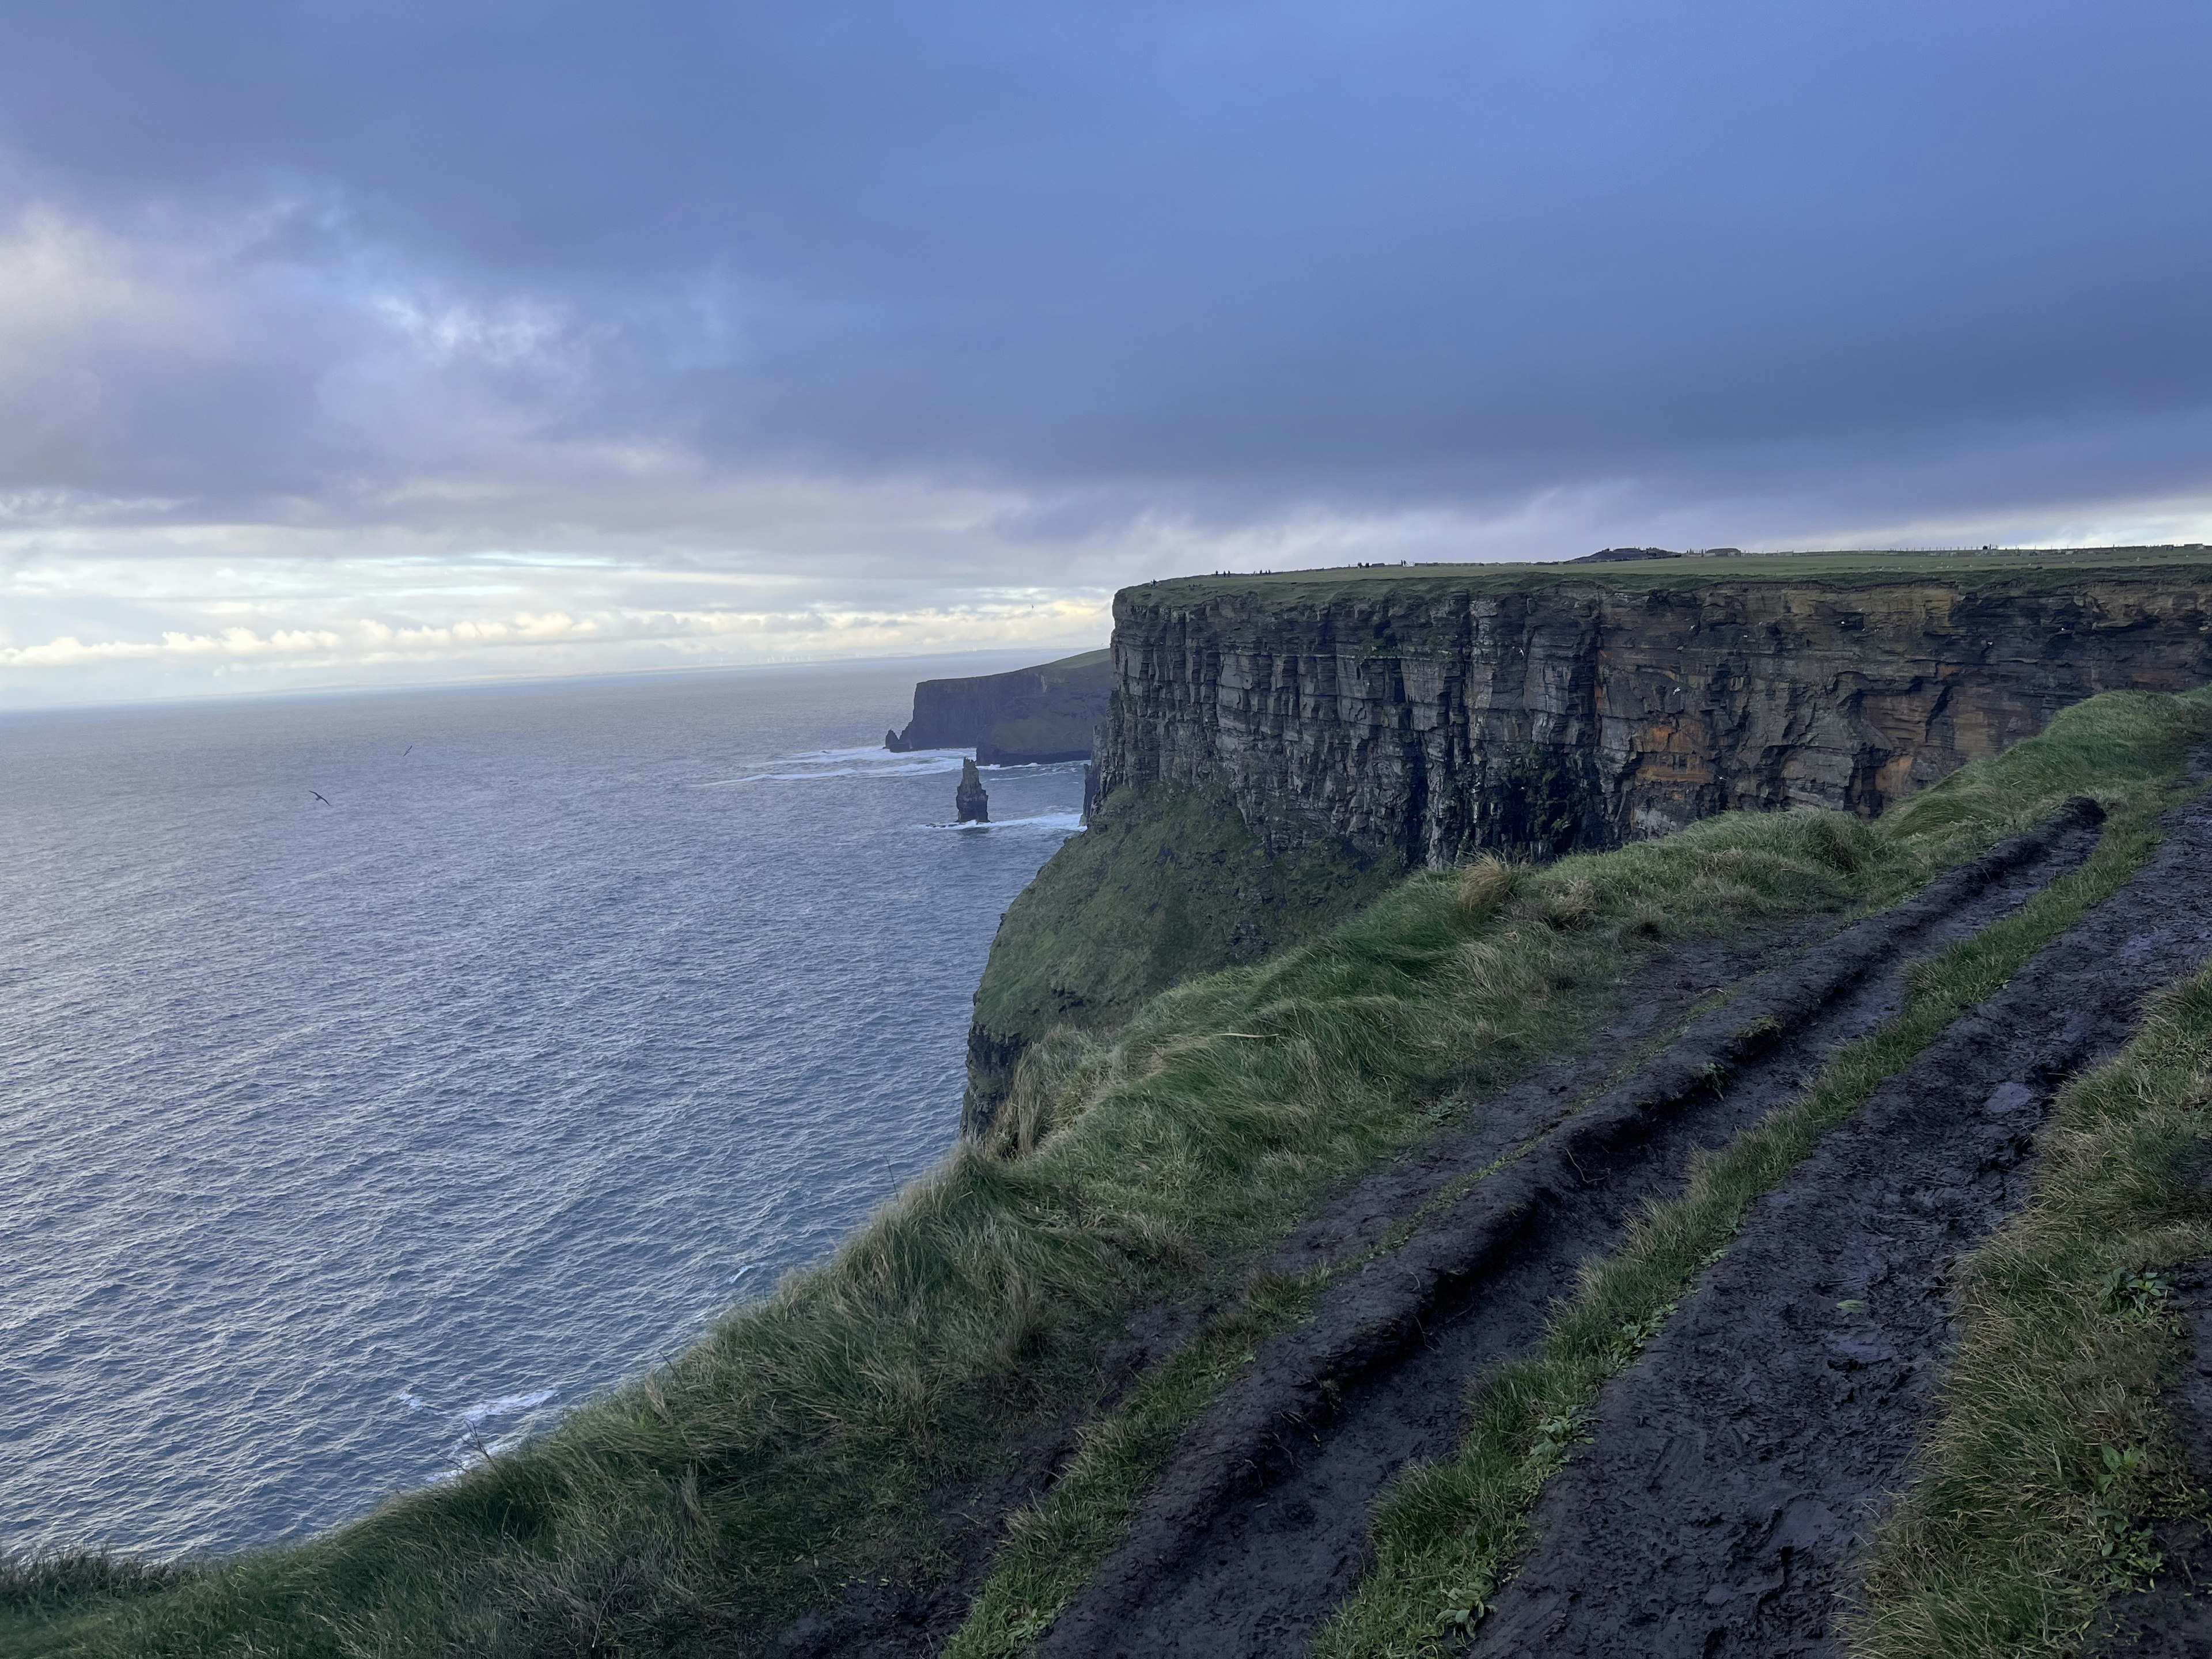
(956, 757, 990, 823)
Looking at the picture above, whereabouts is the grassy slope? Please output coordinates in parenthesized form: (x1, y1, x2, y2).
(968, 783, 1404, 1074)
(17, 690, 2211, 1659)
(1035, 649, 1111, 671)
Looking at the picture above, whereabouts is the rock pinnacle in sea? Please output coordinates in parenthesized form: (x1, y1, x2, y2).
(956, 757, 990, 824)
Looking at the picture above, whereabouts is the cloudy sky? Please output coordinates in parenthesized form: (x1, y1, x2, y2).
(3, 2, 2209, 705)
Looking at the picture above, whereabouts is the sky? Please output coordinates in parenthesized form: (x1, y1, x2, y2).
(2, 2, 2210, 706)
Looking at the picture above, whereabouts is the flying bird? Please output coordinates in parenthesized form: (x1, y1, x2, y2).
(402, 745, 413, 756)
(310, 791, 332, 806)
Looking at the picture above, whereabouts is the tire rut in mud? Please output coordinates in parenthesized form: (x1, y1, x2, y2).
(1036, 801, 2108, 1659)
(1469, 791, 2212, 1658)
(771, 902, 1810, 1658)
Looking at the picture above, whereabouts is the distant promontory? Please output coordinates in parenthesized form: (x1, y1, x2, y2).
(884, 647, 1111, 764)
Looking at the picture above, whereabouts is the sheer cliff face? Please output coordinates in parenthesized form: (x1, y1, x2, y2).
(1092, 574, 2212, 865)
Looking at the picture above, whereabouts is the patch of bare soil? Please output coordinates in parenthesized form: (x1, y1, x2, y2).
(1469, 790, 2212, 1658)
(1038, 801, 2111, 1659)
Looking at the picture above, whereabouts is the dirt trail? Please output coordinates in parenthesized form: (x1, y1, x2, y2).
(1037, 802, 2109, 1659)
(1470, 789, 2212, 1657)
(775, 911, 1832, 1659)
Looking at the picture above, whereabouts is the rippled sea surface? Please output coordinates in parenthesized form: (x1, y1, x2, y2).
(0, 659, 1085, 1558)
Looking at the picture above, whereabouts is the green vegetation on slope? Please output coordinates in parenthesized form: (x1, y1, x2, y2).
(1312, 713, 2207, 1657)
(0, 1556, 188, 1659)
(966, 782, 1404, 1113)
(16, 688, 2212, 1659)
(1848, 974, 2212, 1654)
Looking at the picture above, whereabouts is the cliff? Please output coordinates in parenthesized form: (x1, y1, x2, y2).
(885, 647, 1112, 763)
(965, 547, 2212, 1125)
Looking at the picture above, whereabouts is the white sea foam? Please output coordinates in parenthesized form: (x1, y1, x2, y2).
(692, 755, 972, 786)
(458, 1388, 556, 1427)
(918, 813, 1085, 834)
(798, 746, 967, 765)
(689, 747, 1090, 788)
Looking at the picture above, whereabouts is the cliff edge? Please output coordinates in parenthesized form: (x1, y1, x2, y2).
(965, 547, 2212, 1126)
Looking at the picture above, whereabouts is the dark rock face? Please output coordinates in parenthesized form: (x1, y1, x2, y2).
(955, 758, 989, 824)
(1093, 573, 2212, 868)
(885, 648, 1111, 762)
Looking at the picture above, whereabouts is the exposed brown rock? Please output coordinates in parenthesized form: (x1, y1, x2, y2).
(1092, 569, 2212, 865)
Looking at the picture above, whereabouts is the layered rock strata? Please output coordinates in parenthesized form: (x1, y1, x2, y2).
(1093, 566, 2212, 865)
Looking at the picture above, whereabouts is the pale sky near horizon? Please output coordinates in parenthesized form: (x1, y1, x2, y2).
(3, 3, 2211, 707)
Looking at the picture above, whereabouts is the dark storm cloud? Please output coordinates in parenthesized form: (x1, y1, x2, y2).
(1, 1, 2209, 537)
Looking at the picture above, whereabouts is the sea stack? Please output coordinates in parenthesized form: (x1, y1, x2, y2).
(956, 757, 989, 824)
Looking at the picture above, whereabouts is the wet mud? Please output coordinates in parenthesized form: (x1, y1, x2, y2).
(1040, 801, 2111, 1659)
(772, 915, 1822, 1659)
(1471, 789, 2212, 1657)
(772, 892, 1821, 1658)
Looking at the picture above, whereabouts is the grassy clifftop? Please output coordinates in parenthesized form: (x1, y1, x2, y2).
(1134, 544, 2212, 607)
(17, 687, 2211, 1659)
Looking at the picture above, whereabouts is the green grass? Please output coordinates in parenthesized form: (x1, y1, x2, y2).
(17, 687, 2212, 1659)
(1310, 766, 2196, 1658)
(1138, 544, 2212, 607)
(1847, 974, 2212, 1655)
(967, 781, 1407, 1105)
(942, 1267, 1334, 1658)
(0, 1557, 189, 1659)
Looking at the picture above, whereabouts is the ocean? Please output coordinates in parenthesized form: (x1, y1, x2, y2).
(0, 657, 1086, 1558)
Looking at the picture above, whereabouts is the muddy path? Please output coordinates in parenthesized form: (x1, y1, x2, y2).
(773, 876, 1835, 1658)
(1036, 801, 2109, 1659)
(1469, 789, 2212, 1658)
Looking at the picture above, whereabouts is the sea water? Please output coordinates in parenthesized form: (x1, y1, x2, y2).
(0, 658, 1085, 1558)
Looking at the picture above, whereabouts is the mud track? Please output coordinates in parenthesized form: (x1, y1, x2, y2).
(1471, 787, 2212, 1657)
(1040, 800, 2113, 1659)
(776, 904, 1825, 1658)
